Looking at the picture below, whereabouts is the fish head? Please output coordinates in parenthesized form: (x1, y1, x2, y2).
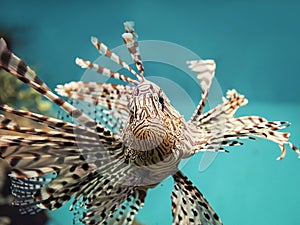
(123, 80, 183, 151)
(128, 80, 170, 123)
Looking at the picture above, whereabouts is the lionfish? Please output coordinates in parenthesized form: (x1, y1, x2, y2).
(0, 21, 299, 225)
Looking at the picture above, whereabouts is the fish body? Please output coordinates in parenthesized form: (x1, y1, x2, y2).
(0, 21, 299, 225)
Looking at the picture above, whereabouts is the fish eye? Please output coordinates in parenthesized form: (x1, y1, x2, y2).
(158, 95, 164, 112)
(158, 96, 164, 105)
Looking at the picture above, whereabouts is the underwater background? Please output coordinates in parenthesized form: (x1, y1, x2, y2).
(0, 0, 299, 225)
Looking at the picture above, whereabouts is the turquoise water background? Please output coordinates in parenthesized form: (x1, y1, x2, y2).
(1, 1, 300, 225)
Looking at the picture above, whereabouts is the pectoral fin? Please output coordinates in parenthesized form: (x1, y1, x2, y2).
(171, 171, 222, 225)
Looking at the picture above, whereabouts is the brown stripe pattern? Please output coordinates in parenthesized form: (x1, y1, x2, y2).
(172, 171, 222, 225)
(0, 21, 298, 225)
(122, 31, 144, 78)
(75, 57, 139, 85)
(91, 36, 142, 81)
(187, 59, 216, 122)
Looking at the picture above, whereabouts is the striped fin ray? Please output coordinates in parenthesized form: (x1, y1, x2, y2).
(204, 117, 299, 160)
(56, 100, 127, 135)
(0, 105, 104, 143)
(91, 36, 142, 81)
(94, 107, 126, 135)
(77, 153, 143, 224)
(10, 174, 56, 214)
(187, 59, 216, 122)
(0, 115, 99, 143)
(76, 57, 139, 85)
(192, 89, 300, 159)
(122, 22, 144, 78)
(10, 163, 91, 214)
(0, 129, 110, 168)
(0, 114, 18, 127)
(0, 113, 102, 179)
(34, 163, 96, 210)
(103, 189, 146, 225)
(35, 147, 120, 205)
(75, 102, 127, 135)
(124, 21, 139, 38)
(72, 177, 131, 224)
(30, 142, 140, 223)
(8, 159, 79, 215)
(0, 104, 80, 132)
(194, 89, 248, 127)
(68, 171, 127, 217)
(20, 145, 126, 213)
(69, 98, 128, 135)
(37, 163, 138, 224)
(82, 188, 132, 225)
(0, 39, 116, 139)
(60, 92, 129, 116)
(201, 118, 291, 136)
(172, 171, 222, 225)
(55, 81, 134, 99)
(0, 135, 96, 170)
(0, 131, 98, 149)
(56, 82, 130, 116)
(1, 147, 83, 179)
(56, 81, 132, 134)
(0, 38, 47, 88)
